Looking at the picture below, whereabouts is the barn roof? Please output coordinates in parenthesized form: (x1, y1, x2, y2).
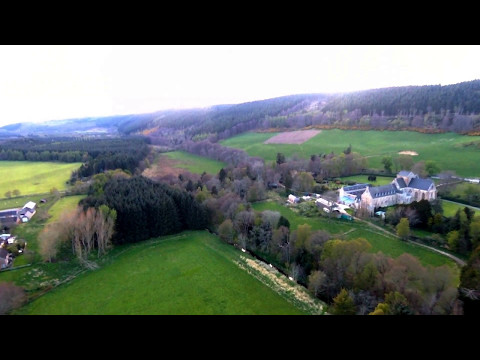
(23, 201, 36, 210)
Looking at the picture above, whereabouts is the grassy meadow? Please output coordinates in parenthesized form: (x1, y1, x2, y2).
(0, 161, 81, 199)
(163, 151, 225, 174)
(14, 231, 313, 315)
(252, 200, 457, 268)
(220, 130, 480, 178)
(46, 195, 85, 224)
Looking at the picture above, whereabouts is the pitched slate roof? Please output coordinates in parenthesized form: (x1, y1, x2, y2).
(408, 177, 434, 191)
(343, 183, 370, 192)
(368, 184, 400, 198)
(350, 189, 368, 200)
(395, 177, 407, 188)
(398, 170, 413, 177)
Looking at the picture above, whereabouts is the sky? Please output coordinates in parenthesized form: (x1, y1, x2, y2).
(0, 45, 480, 127)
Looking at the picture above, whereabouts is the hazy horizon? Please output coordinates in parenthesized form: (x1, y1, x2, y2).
(1, 45, 480, 127)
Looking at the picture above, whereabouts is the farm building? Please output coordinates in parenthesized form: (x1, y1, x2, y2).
(315, 197, 334, 208)
(0, 209, 19, 225)
(287, 194, 299, 204)
(339, 171, 437, 214)
(17, 201, 37, 223)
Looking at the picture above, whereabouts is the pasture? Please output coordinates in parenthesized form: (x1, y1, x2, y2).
(0, 161, 80, 199)
(46, 195, 86, 223)
(163, 151, 225, 174)
(143, 151, 225, 179)
(15, 231, 311, 315)
(252, 200, 458, 268)
(220, 130, 480, 178)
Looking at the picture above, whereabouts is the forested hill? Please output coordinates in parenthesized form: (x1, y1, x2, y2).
(2, 80, 480, 140)
(323, 80, 480, 117)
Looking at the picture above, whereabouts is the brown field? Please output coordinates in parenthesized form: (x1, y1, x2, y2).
(398, 150, 419, 156)
(142, 155, 184, 179)
(264, 130, 321, 144)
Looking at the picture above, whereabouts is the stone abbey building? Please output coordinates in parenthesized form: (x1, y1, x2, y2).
(339, 171, 437, 213)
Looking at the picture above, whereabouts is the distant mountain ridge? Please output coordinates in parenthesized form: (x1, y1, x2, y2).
(2, 79, 480, 140)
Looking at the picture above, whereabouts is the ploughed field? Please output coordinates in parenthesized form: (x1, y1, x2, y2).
(220, 129, 480, 178)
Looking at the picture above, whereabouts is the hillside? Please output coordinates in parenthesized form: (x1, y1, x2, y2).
(1, 80, 480, 141)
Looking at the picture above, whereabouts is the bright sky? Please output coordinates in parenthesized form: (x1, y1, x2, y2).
(0, 45, 479, 127)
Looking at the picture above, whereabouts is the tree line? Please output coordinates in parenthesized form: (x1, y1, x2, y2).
(79, 175, 210, 245)
(129, 80, 480, 147)
(0, 136, 151, 181)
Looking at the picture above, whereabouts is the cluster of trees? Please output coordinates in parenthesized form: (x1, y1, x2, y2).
(385, 199, 479, 255)
(80, 176, 210, 245)
(128, 80, 480, 147)
(181, 139, 368, 194)
(459, 245, 480, 315)
(323, 80, 480, 118)
(0, 136, 150, 180)
(0, 149, 86, 162)
(125, 95, 326, 141)
(154, 157, 461, 314)
(39, 205, 117, 263)
(321, 80, 480, 133)
(439, 181, 480, 208)
(214, 207, 459, 315)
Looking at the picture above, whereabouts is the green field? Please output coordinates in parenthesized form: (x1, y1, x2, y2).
(0, 194, 52, 211)
(163, 151, 225, 174)
(15, 231, 310, 315)
(220, 130, 480, 177)
(339, 175, 394, 186)
(0, 161, 81, 199)
(46, 195, 85, 223)
(252, 200, 457, 268)
(442, 199, 479, 217)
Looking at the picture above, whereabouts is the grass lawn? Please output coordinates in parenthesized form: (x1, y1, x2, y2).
(0, 194, 52, 211)
(251, 200, 457, 268)
(339, 175, 394, 186)
(220, 130, 480, 178)
(163, 151, 226, 174)
(442, 199, 479, 217)
(252, 200, 351, 235)
(15, 231, 311, 315)
(46, 195, 85, 224)
(0, 161, 80, 199)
